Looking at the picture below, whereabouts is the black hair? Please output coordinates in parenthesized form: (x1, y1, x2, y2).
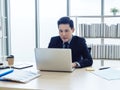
(57, 17, 74, 29)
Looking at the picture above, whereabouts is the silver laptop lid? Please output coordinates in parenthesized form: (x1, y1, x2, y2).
(35, 48, 74, 72)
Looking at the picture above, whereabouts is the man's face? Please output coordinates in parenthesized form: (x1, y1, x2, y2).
(58, 24, 74, 43)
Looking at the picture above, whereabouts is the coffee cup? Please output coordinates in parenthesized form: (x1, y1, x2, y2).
(7, 55, 14, 67)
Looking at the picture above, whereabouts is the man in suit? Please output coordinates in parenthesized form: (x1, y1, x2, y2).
(48, 17, 93, 68)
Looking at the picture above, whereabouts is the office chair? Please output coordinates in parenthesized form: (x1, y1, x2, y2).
(88, 47, 91, 54)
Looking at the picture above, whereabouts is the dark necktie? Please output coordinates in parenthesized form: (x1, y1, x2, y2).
(64, 42, 69, 48)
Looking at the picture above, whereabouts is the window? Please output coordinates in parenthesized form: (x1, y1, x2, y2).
(10, 0, 67, 61)
(40, 0, 67, 48)
(10, 0, 35, 61)
(70, 0, 101, 16)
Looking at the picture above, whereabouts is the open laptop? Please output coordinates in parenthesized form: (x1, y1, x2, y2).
(34, 48, 75, 72)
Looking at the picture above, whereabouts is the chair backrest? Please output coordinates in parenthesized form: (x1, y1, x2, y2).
(88, 47, 91, 54)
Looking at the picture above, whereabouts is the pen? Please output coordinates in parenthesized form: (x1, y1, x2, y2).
(99, 67, 110, 70)
(0, 66, 10, 69)
(0, 69, 14, 77)
(0, 63, 3, 65)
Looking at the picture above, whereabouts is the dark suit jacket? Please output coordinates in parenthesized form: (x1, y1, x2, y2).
(48, 36, 93, 68)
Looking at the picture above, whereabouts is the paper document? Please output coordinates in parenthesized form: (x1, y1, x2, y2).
(0, 69, 40, 83)
(92, 68, 120, 80)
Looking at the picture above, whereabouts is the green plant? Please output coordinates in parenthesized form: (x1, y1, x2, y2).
(110, 8, 119, 15)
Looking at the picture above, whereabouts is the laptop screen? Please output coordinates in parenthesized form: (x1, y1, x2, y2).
(34, 48, 74, 72)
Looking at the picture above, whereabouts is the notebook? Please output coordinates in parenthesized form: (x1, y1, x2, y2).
(34, 48, 75, 72)
(13, 63, 33, 69)
(0, 64, 33, 69)
(0, 69, 40, 83)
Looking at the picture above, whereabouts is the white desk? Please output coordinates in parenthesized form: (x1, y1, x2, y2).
(0, 60, 120, 90)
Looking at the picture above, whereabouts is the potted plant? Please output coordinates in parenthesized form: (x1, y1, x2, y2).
(110, 8, 119, 16)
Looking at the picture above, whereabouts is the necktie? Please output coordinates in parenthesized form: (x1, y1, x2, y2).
(64, 42, 69, 48)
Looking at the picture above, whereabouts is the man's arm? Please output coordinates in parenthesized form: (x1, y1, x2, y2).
(75, 38, 93, 68)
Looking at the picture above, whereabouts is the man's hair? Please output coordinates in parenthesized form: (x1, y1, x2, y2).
(57, 17, 74, 29)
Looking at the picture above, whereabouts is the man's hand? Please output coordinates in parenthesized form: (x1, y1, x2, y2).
(72, 62, 77, 68)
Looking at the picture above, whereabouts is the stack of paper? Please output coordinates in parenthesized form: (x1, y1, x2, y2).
(92, 68, 120, 80)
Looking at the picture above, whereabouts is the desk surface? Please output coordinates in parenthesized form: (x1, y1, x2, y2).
(0, 61, 120, 90)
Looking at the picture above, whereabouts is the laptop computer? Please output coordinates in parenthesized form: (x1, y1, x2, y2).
(34, 48, 75, 72)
